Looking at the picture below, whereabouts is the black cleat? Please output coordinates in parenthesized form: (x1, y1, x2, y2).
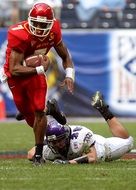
(32, 155, 45, 166)
(15, 112, 25, 121)
(91, 91, 108, 110)
(46, 99, 67, 125)
(91, 91, 114, 121)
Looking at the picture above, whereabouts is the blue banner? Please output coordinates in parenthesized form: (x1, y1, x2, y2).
(0, 29, 136, 117)
(0, 28, 17, 116)
(59, 31, 111, 116)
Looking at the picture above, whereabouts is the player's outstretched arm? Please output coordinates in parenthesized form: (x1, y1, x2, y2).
(53, 146, 97, 164)
(55, 41, 75, 94)
(69, 146, 97, 164)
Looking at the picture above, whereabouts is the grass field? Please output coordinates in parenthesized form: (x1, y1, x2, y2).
(0, 120, 136, 190)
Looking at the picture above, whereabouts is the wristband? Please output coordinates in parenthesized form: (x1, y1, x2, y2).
(65, 67, 75, 81)
(36, 65, 44, 75)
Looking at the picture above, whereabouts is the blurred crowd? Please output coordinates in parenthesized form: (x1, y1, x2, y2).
(0, 0, 133, 28)
(75, 0, 127, 22)
(0, 0, 62, 27)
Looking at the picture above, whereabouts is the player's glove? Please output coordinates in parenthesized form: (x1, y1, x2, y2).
(53, 159, 69, 164)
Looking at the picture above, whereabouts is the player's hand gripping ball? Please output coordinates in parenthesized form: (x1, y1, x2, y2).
(42, 55, 50, 72)
(24, 54, 50, 72)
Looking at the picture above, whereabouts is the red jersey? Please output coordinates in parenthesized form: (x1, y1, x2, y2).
(4, 19, 62, 77)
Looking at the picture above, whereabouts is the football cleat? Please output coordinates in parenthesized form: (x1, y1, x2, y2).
(91, 91, 114, 121)
(91, 91, 108, 110)
(46, 99, 67, 125)
(15, 112, 25, 121)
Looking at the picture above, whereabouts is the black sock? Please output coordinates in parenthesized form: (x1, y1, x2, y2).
(98, 105, 114, 121)
(35, 144, 43, 157)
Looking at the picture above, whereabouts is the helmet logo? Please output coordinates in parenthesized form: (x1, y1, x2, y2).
(37, 16, 47, 21)
(48, 135, 57, 141)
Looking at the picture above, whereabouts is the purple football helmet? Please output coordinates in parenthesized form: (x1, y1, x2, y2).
(46, 120, 70, 154)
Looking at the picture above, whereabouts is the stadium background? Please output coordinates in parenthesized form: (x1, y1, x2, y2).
(0, 0, 136, 118)
(0, 3, 136, 190)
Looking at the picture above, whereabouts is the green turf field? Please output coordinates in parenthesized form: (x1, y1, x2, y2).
(0, 120, 136, 190)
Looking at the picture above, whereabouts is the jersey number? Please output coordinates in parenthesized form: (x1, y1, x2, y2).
(71, 126, 82, 139)
(12, 25, 24, 31)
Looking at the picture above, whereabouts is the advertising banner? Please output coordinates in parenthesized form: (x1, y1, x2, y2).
(109, 30, 136, 116)
(0, 29, 136, 117)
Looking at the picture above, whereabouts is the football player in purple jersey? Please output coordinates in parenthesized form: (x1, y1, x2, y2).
(27, 91, 134, 164)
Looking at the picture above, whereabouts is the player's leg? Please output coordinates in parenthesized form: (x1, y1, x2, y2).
(46, 99, 67, 125)
(91, 91, 129, 139)
(91, 91, 114, 121)
(33, 110, 47, 165)
(15, 96, 35, 127)
(16, 100, 35, 127)
(15, 99, 67, 125)
(7, 78, 35, 127)
(107, 118, 129, 138)
(28, 75, 47, 165)
(105, 136, 134, 161)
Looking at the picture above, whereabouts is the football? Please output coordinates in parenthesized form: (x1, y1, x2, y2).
(23, 55, 44, 67)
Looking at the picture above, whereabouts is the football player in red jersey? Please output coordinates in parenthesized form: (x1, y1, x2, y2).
(3, 3, 75, 165)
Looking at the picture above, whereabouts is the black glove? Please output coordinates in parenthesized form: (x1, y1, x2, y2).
(53, 159, 69, 164)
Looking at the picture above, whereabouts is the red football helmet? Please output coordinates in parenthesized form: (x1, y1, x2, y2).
(28, 3, 54, 37)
